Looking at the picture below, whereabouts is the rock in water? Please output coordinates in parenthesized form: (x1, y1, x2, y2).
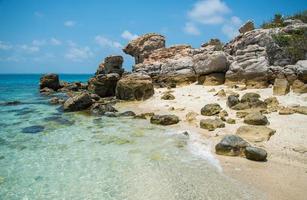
(39, 74, 60, 91)
(215, 135, 250, 156)
(90, 103, 117, 116)
(116, 73, 154, 100)
(236, 125, 276, 142)
(22, 125, 45, 134)
(63, 93, 93, 112)
(244, 146, 267, 161)
(273, 78, 290, 95)
(118, 111, 136, 117)
(244, 112, 268, 125)
(88, 73, 120, 97)
(150, 115, 179, 125)
(200, 103, 222, 116)
(200, 118, 225, 131)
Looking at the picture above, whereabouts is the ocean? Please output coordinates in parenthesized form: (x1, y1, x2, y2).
(0, 74, 261, 199)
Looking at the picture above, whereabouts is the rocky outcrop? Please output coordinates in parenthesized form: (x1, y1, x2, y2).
(115, 73, 154, 100)
(63, 93, 93, 112)
(40, 74, 61, 91)
(239, 21, 255, 34)
(96, 55, 124, 75)
(273, 78, 290, 95)
(88, 73, 120, 97)
(236, 125, 276, 142)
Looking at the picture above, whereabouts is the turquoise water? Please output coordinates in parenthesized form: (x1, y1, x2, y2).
(0, 74, 262, 199)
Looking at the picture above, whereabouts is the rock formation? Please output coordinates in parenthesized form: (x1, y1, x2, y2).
(88, 73, 120, 97)
(40, 74, 61, 91)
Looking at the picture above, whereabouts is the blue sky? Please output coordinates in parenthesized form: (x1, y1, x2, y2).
(0, 0, 306, 74)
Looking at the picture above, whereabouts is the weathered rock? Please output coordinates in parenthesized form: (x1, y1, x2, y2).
(292, 79, 307, 93)
(150, 115, 179, 125)
(201, 103, 222, 116)
(273, 78, 290, 95)
(63, 93, 93, 112)
(244, 112, 268, 125)
(118, 111, 136, 117)
(88, 73, 120, 97)
(90, 93, 100, 101)
(116, 73, 154, 101)
(296, 60, 307, 82)
(193, 51, 228, 75)
(279, 107, 295, 115)
(40, 74, 61, 90)
(185, 111, 198, 122)
(161, 93, 175, 100)
(90, 103, 118, 115)
(200, 118, 225, 131)
(239, 21, 255, 34)
(231, 102, 250, 110)
(218, 110, 228, 118)
(49, 97, 60, 105)
(227, 95, 240, 108)
(215, 135, 250, 156)
(134, 112, 155, 119)
(244, 146, 267, 161)
(293, 106, 307, 115)
(201, 38, 223, 51)
(264, 97, 279, 108)
(241, 93, 260, 102)
(226, 118, 236, 124)
(198, 73, 225, 85)
(123, 33, 165, 64)
(236, 125, 276, 142)
(214, 89, 226, 97)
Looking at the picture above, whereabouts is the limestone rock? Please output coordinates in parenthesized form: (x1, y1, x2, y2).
(63, 93, 93, 112)
(279, 107, 295, 115)
(116, 73, 154, 100)
(193, 51, 228, 75)
(215, 135, 250, 156)
(185, 111, 198, 122)
(244, 146, 267, 161)
(200, 118, 225, 131)
(293, 106, 307, 115)
(96, 55, 124, 75)
(296, 60, 307, 82)
(239, 21, 255, 34)
(236, 125, 276, 142)
(150, 115, 179, 125)
(292, 79, 307, 93)
(198, 73, 225, 86)
(40, 74, 61, 91)
(201, 103, 222, 116)
(273, 78, 290, 95)
(88, 73, 120, 97)
(244, 112, 268, 125)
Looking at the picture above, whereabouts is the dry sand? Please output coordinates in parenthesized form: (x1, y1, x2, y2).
(116, 83, 307, 200)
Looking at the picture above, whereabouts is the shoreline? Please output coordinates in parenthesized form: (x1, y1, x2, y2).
(115, 83, 307, 200)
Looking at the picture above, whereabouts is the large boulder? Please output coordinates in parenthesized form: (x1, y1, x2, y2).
(201, 103, 222, 116)
(150, 115, 179, 125)
(193, 51, 228, 75)
(296, 60, 307, 82)
(123, 33, 165, 64)
(236, 125, 276, 142)
(273, 78, 290, 95)
(215, 135, 250, 156)
(40, 74, 61, 90)
(63, 93, 93, 112)
(244, 112, 268, 125)
(96, 55, 124, 75)
(244, 146, 267, 161)
(115, 73, 154, 100)
(88, 73, 120, 97)
(198, 73, 225, 85)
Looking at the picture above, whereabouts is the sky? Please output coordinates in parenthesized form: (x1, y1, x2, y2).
(0, 0, 306, 74)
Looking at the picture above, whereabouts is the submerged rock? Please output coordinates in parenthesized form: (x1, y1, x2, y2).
(44, 116, 75, 126)
(118, 111, 136, 117)
(150, 115, 179, 125)
(63, 93, 93, 112)
(0, 100, 22, 106)
(215, 135, 250, 156)
(90, 103, 118, 116)
(244, 146, 267, 161)
(22, 125, 45, 134)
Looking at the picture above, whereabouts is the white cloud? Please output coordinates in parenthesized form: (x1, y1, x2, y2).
(184, 22, 201, 35)
(0, 41, 13, 50)
(19, 45, 40, 53)
(65, 46, 94, 62)
(64, 20, 76, 27)
(50, 38, 62, 45)
(121, 30, 138, 40)
(221, 16, 243, 39)
(188, 0, 230, 25)
(32, 39, 46, 46)
(95, 35, 123, 49)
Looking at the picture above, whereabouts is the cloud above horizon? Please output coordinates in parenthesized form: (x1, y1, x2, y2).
(65, 46, 94, 62)
(121, 30, 138, 41)
(64, 20, 76, 27)
(95, 35, 123, 49)
(185, 0, 243, 38)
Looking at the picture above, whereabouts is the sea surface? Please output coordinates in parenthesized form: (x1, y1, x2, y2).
(0, 74, 262, 199)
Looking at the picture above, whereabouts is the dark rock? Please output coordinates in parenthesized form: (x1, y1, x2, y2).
(241, 93, 260, 103)
(22, 125, 45, 134)
(39, 74, 61, 90)
(161, 93, 175, 100)
(88, 73, 120, 97)
(134, 112, 155, 119)
(104, 112, 118, 117)
(244, 146, 267, 161)
(90, 94, 100, 101)
(118, 111, 136, 117)
(215, 135, 250, 156)
(49, 97, 60, 105)
(40, 87, 55, 95)
(201, 103, 222, 116)
(150, 115, 180, 125)
(90, 103, 118, 116)
(1, 101, 21, 106)
(63, 93, 93, 112)
(227, 95, 240, 108)
(244, 112, 268, 125)
(200, 118, 225, 131)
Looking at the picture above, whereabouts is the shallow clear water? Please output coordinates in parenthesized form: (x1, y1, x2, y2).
(0, 74, 262, 199)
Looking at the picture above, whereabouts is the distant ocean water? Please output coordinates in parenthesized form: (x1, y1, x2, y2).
(0, 74, 262, 199)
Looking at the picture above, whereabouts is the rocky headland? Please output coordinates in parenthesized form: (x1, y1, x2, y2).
(38, 15, 307, 200)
